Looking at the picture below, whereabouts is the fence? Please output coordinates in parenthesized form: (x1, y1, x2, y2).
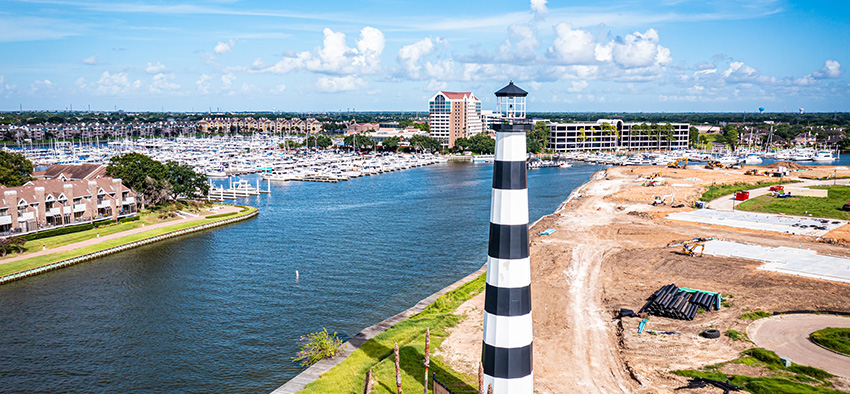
(0, 208, 258, 285)
(433, 374, 455, 394)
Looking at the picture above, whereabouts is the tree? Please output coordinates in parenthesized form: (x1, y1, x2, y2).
(166, 161, 210, 200)
(722, 125, 739, 150)
(689, 126, 700, 148)
(0, 151, 34, 187)
(663, 123, 675, 150)
(344, 133, 375, 150)
(381, 136, 401, 151)
(601, 122, 618, 150)
(306, 135, 333, 149)
(454, 137, 471, 152)
(651, 123, 661, 150)
(0, 236, 26, 257)
(527, 121, 549, 153)
(578, 128, 588, 151)
(106, 152, 172, 208)
(468, 132, 495, 154)
(409, 135, 442, 152)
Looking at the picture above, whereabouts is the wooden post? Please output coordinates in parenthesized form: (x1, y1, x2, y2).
(478, 362, 484, 394)
(487, 384, 493, 394)
(363, 367, 374, 394)
(424, 328, 430, 394)
(395, 342, 402, 394)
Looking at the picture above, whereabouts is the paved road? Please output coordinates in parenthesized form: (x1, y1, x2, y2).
(748, 314, 850, 377)
(0, 206, 240, 266)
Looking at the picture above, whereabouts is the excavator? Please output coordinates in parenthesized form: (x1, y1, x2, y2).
(705, 160, 723, 169)
(667, 237, 716, 257)
(653, 193, 675, 206)
(667, 158, 688, 169)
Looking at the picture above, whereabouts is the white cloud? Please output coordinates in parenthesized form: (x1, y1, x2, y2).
(566, 80, 589, 92)
(30, 79, 58, 95)
(425, 79, 448, 91)
(812, 60, 843, 79)
(547, 24, 597, 65)
(0, 76, 16, 97)
(150, 73, 180, 93)
(145, 61, 169, 74)
(84, 71, 142, 96)
(196, 74, 212, 94)
(611, 29, 671, 69)
(82, 54, 100, 65)
(497, 25, 539, 63)
(530, 0, 548, 15)
(249, 26, 385, 76)
(315, 76, 365, 92)
(221, 73, 236, 88)
(270, 84, 287, 94)
(214, 39, 237, 54)
(398, 38, 436, 79)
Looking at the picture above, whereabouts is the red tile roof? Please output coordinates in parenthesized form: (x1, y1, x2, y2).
(440, 91, 474, 100)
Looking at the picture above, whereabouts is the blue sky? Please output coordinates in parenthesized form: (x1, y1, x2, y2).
(0, 0, 848, 113)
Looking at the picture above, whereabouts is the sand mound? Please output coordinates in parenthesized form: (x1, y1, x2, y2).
(762, 160, 809, 169)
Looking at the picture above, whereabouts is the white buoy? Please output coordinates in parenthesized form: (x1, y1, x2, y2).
(296, 270, 300, 280)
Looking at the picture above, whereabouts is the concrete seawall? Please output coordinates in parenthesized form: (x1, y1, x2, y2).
(0, 208, 259, 285)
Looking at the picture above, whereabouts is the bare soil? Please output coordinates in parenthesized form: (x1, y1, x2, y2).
(438, 165, 850, 393)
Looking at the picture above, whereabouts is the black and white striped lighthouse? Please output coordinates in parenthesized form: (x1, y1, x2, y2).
(482, 81, 533, 393)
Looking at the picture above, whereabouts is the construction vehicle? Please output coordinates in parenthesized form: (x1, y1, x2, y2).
(667, 158, 688, 169)
(744, 169, 759, 176)
(667, 237, 716, 257)
(705, 160, 722, 169)
(653, 193, 675, 206)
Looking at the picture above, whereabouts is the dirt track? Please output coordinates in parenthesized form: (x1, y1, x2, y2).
(440, 165, 850, 393)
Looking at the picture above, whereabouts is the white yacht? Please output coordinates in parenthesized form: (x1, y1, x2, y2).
(743, 154, 763, 164)
(812, 150, 836, 161)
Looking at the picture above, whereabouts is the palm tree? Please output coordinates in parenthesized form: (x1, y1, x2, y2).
(578, 128, 588, 151)
(601, 122, 618, 150)
(663, 123, 675, 150)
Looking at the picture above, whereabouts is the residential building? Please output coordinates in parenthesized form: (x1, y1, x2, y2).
(428, 91, 484, 148)
(480, 110, 504, 131)
(0, 175, 137, 237)
(546, 119, 690, 152)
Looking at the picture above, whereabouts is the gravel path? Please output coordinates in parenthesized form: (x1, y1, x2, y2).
(748, 314, 850, 377)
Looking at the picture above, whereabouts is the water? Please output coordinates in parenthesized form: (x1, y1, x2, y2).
(0, 162, 603, 394)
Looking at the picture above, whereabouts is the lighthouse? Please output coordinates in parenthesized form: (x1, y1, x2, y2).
(481, 81, 533, 393)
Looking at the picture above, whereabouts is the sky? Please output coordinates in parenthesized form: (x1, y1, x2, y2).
(0, 0, 848, 113)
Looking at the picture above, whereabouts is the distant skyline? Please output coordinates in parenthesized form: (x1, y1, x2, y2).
(0, 0, 848, 113)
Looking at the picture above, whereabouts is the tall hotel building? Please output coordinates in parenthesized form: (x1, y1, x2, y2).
(428, 91, 484, 148)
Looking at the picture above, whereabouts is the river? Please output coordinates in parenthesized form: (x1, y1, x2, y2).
(0, 161, 603, 393)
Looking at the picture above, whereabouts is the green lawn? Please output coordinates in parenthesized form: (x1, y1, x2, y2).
(810, 328, 850, 356)
(0, 206, 255, 277)
(699, 180, 796, 202)
(735, 186, 850, 220)
(298, 274, 485, 394)
(673, 348, 841, 394)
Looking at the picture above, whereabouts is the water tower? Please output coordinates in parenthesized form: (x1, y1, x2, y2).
(759, 107, 765, 114)
(482, 81, 533, 393)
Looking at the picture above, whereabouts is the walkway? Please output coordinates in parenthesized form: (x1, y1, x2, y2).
(748, 314, 850, 378)
(0, 206, 240, 266)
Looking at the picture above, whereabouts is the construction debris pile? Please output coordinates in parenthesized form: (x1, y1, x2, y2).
(639, 284, 721, 321)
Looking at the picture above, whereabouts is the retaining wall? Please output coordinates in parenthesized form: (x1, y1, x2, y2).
(0, 208, 258, 285)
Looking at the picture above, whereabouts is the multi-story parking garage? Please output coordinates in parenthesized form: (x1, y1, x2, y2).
(547, 119, 690, 151)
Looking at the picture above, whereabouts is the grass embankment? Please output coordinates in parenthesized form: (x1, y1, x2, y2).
(0, 206, 255, 277)
(298, 274, 486, 394)
(699, 180, 796, 202)
(810, 328, 850, 356)
(674, 348, 842, 394)
(736, 186, 850, 220)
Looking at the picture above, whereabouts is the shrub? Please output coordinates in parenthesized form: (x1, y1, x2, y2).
(22, 223, 95, 241)
(743, 348, 783, 367)
(740, 310, 771, 320)
(292, 328, 345, 367)
(727, 330, 745, 341)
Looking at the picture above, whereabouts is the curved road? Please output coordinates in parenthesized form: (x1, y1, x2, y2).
(747, 314, 850, 377)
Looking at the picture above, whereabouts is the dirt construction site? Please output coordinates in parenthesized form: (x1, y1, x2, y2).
(436, 164, 850, 393)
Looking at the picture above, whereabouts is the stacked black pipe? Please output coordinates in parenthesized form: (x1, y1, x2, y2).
(639, 284, 721, 321)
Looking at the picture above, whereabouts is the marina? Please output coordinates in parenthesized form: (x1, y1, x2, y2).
(0, 161, 604, 393)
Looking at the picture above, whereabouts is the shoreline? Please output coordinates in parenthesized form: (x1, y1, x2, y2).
(0, 206, 258, 285)
(274, 171, 597, 393)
